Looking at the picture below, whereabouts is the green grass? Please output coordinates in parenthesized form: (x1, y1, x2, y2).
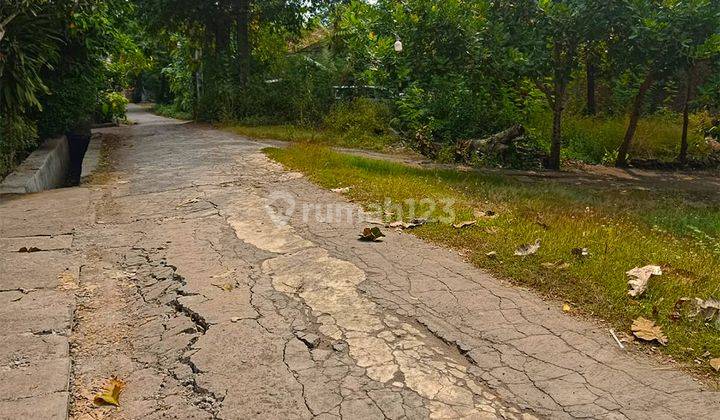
(153, 103, 193, 121)
(528, 111, 711, 164)
(266, 144, 720, 378)
(224, 124, 401, 152)
(224, 98, 402, 152)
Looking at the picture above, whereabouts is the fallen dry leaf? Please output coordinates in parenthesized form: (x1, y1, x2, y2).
(359, 227, 385, 242)
(57, 271, 78, 291)
(631, 317, 668, 346)
(388, 219, 426, 230)
(331, 187, 351, 193)
(541, 260, 570, 270)
(514, 240, 540, 257)
(408, 218, 427, 228)
(474, 209, 498, 219)
(486, 251, 498, 259)
(93, 378, 125, 407)
(571, 247, 589, 258)
(693, 298, 720, 327)
(452, 220, 477, 229)
(562, 303, 572, 313)
(212, 283, 235, 292)
(710, 358, 720, 372)
(669, 297, 691, 321)
(626, 265, 662, 298)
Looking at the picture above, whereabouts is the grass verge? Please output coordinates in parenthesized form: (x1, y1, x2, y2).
(224, 124, 401, 152)
(528, 111, 712, 164)
(266, 144, 720, 379)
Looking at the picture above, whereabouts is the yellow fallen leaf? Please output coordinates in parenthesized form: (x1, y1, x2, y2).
(57, 271, 78, 291)
(93, 378, 125, 407)
(710, 358, 720, 372)
(631, 317, 668, 346)
(212, 283, 234, 292)
(542, 260, 570, 270)
(562, 303, 572, 313)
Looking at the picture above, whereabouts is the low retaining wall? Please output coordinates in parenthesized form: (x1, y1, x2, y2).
(0, 136, 70, 194)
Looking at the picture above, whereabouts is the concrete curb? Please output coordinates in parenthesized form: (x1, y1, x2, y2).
(0, 136, 70, 194)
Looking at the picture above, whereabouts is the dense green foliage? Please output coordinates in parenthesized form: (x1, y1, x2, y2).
(4, 0, 720, 177)
(135, 0, 720, 170)
(0, 0, 141, 177)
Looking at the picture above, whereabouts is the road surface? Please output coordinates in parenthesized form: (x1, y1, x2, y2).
(1, 105, 718, 419)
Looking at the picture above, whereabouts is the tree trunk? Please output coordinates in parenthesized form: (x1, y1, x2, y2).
(586, 55, 597, 116)
(546, 40, 569, 171)
(235, 0, 251, 85)
(548, 95, 564, 170)
(615, 73, 654, 167)
(678, 67, 694, 164)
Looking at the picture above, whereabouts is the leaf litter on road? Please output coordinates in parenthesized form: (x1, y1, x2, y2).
(359, 227, 385, 241)
(93, 377, 125, 407)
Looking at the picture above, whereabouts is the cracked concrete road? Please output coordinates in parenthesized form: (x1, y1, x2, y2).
(1, 105, 719, 419)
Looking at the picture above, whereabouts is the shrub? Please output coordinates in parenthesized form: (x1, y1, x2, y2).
(95, 91, 129, 123)
(0, 115, 39, 178)
(37, 64, 104, 138)
(236, 55, 336, 125)
(395, 76, 521, 145)
(323, 98, 394, 136)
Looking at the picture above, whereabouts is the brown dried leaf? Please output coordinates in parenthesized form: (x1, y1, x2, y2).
(541, 260, 570, 270)
(710, 358, 720, 372)
(57, 271, 78, 291)
(693, 298, 720, 326)
(626, 265, 662, 298)
(514, 240, 540, 257)
(474, 209, 497, 219)
(359, 227, 385, 241)
(212, 283, 235, 292)
(631, 317, 668, 346)
(452, 220, 477, 229)
(571, 247, 589, 258)
(484, 227, 499, 235)
(669, 297, 690, 321)
(93, 378, 125, 407)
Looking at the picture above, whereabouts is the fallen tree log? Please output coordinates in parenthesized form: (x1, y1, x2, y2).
(466, 124, 526, 155)
(456, 125, 548, 169)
